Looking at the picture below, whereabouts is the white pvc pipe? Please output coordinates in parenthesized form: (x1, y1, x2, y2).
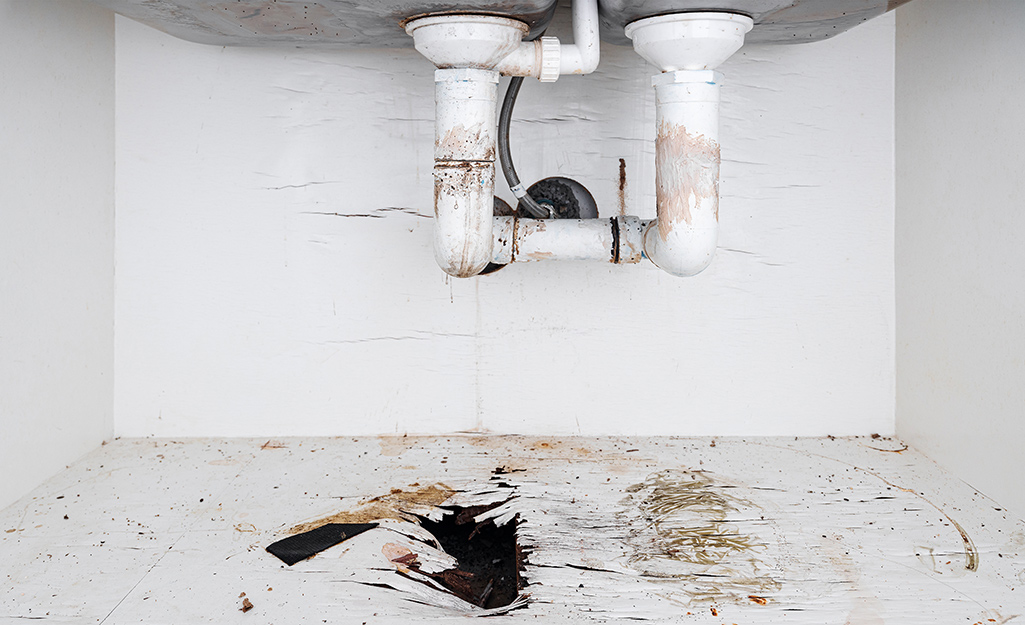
(643, 70, 721, 277)
(492, 216, 648, 265)
(493, 0, 599, 80)
(558, 0, 600, 75)
(433, 68, 498, 278)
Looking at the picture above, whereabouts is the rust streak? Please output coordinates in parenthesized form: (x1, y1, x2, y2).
(617, 158, 627, 216)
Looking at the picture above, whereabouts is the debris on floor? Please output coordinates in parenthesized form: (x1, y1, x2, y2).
(265, 481, 529, 615)
(265, 522, 378, 565)
(7, 436, 1022, 623)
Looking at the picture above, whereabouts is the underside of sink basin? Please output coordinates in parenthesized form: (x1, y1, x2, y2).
(88, 0, 559, 48)
(601, 0, 912, 46)
(88, 0, 910, 48)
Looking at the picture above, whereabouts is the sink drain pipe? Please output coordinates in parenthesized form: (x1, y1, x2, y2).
(406, 7, 752, 278)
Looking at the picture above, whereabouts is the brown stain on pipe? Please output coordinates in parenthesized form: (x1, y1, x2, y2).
(433, 162, 494, 277)
(655, 122, 720, 241)
(436, 123, 493, 163)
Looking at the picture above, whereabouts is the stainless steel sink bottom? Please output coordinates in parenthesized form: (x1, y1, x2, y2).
(86, 0, 909, 48)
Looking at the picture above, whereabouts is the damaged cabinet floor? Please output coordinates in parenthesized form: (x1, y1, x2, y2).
(2, 436, 1023, 624)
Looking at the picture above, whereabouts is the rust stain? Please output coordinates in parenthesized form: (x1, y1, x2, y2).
(526, 251, 554, 260)
(520, 220, 547, 236)
(748, 595, 768, 605)
(617, 158, 627, 216)
(288, 483, 455, 534)
(433, 163, 494, 277)
(378, 436, 416, 457)
(511, 217, 520, 261)
(655, 122, 720, 241)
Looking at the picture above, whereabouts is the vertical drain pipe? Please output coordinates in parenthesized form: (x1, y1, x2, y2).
(645, 70, 722, 277)
(433, 69, 500, 277)
(627, 13, 753, 277)
(406, 2, 599, 277)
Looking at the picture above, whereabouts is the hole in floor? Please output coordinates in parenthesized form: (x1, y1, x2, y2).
(415, 501, 524, 610)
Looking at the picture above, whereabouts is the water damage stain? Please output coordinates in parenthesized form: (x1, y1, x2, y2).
(619, 469, 780, 603)
(289, 483, 455, 533)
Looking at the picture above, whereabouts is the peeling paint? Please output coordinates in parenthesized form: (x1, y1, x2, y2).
(436, 122, 494, 163)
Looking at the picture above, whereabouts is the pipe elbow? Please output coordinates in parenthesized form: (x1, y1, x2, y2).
(435, 242, 492, 278)
(643, 221, 717, 277)
(433, 163, 496, 278)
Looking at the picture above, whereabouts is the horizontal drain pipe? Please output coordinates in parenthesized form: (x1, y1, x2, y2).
(493, 216, 649, 265)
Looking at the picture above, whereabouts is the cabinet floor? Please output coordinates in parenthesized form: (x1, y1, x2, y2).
(1, 435, 1023, 623)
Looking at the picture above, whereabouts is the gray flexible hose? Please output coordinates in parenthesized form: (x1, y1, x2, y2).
(498, 76, 553, 219)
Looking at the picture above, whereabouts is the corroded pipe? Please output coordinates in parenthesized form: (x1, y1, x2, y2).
(433, 68, 499, 277)
(491, 216, 648, 265)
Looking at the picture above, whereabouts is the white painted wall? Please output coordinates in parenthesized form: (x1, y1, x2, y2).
(896, 1, 1025, 518)
(114, 8, 895, 437)
(0, 1, 115, 510)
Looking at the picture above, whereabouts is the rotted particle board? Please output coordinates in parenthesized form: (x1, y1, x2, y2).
(1, 436, 1022, 623)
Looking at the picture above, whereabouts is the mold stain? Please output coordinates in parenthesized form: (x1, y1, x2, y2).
(655, 123, 720, 241)
(619, 469, 780, 604)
